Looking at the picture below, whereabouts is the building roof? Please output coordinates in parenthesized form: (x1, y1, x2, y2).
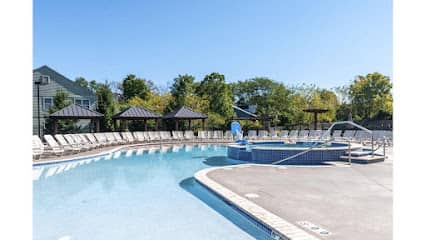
(50, 104, 103, 119)
(163, 106, 207, 119)
(232, 105, 258, 120)
(33, 65, 95, 97)
(113, 106, 161, 119)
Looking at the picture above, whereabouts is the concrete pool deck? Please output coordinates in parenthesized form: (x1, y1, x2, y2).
(196, 148, 392, 240)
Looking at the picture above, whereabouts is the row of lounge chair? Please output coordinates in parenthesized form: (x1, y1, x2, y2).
(32, 130, 234, 159)
(32, 129, 393, 159)
(246, 129, 393, 144)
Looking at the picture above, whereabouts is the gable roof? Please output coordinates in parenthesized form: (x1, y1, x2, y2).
(33, 65, 95, 97)
(163, 106, 207, 119)
(113, 106, 161, 119)
(232, 105, 258, 120)
(50, 104, 103, 119)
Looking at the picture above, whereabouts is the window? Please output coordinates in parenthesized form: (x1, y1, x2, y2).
(75, 99, 90, 108)
(43, 97, 53, 111)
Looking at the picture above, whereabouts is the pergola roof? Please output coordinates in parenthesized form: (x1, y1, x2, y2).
(163, 106, 207, 119)
(113, 106, 161, 119)
(50, 104, 103, 119)
(232, 105, 259, 120)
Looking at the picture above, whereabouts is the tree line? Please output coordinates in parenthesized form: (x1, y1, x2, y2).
(48, 72, 393, 133)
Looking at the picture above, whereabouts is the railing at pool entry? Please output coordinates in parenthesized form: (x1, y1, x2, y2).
(272, 121, 372, 165)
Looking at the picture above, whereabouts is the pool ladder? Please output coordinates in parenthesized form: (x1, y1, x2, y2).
(272, 121, 374, 165)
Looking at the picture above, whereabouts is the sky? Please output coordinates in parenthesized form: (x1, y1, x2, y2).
(33, 0, 392, 90)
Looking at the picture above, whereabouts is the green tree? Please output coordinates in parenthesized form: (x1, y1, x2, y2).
(232, 77, 293, 127)
(196, 72, 234, 125)
(44, 89, 79, 134)
(349, 72, 393, 120)
(75, 77, 89, 89)
(96, 83, 117, 131)
(169, 74, 195, 109)
(89, 80, 100, 93)
(122, 74, 150, 101)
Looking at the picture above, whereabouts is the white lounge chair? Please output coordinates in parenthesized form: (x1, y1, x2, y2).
(354, 130, 370, 143)
(298, 130, 309, 140)
(103, 132, 117, 145)
(247, 130, 257, 140)
(279, 130, 289, 140)
(54, 134, 81, 152)
(342, 130, 356, 140)
(133, 131, 145, 143)
(43, 135, 65, 156)
(184, 130, 195, 140)
(141, 132, 151, 141)
(94, 133, 109, 146)
(258, 130, 268, 139)
(77, 134, 100, 149)
(224, 130, 233, 140)
(66, 134, 91, 151)
(84, 133, 105, 147)
(214, 130, 223, 140)
(32, 135, 45, 159)
(112, 132, 127, 144)
(332, 130, 342, 140)
(308, 130, 322, 140)
(147, 131, 158, 141)
(63, 134, 85, 151)
(121, 132, 135, 143)
(197, 131, 208, 141)
(288, 130, 299, 140)
(207, 131, 214, 141)
(160, 131, 172, 141)
(172, 131, 182, 141)
(270, 130, 279, 139)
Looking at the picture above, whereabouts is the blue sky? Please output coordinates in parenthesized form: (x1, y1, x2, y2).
(34, 0, 392, 90)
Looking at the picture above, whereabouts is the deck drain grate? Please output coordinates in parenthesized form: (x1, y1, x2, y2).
(297, 221, 331, 236)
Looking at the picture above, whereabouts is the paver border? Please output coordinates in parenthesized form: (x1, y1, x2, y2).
(194, 165, 320, 240)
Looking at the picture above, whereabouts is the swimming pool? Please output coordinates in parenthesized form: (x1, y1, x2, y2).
(33, 145, 274, 240)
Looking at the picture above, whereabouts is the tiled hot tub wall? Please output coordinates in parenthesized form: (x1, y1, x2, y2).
(228, 143, 360, 165)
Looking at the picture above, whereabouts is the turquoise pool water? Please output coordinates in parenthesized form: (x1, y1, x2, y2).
(33, 145, 273, 240)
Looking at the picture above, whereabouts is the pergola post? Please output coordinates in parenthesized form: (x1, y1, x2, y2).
(123, 120, 129, 131)
(188, 119, 192, 130)
(156, 119, 160, 131)
(144, 119, 148, 131)
(95, 119, 100, 132)
(303, 108, 329, 130)
(202, 119, 206, 130)
(53, 119, 58, 134)
(314, 112, 318, 130)
(175, 120, 179, 130)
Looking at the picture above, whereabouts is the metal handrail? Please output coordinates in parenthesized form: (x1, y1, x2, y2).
(272, 121, 372, 165)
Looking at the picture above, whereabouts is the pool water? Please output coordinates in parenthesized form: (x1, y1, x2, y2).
(33, 145, 273, 240)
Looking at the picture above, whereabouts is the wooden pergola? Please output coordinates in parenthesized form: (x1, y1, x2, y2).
(49, 104, 104, 134)
(163, 106, 207, 130)
(303, 108, 329, 130)
(112, 106, 162, 131)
